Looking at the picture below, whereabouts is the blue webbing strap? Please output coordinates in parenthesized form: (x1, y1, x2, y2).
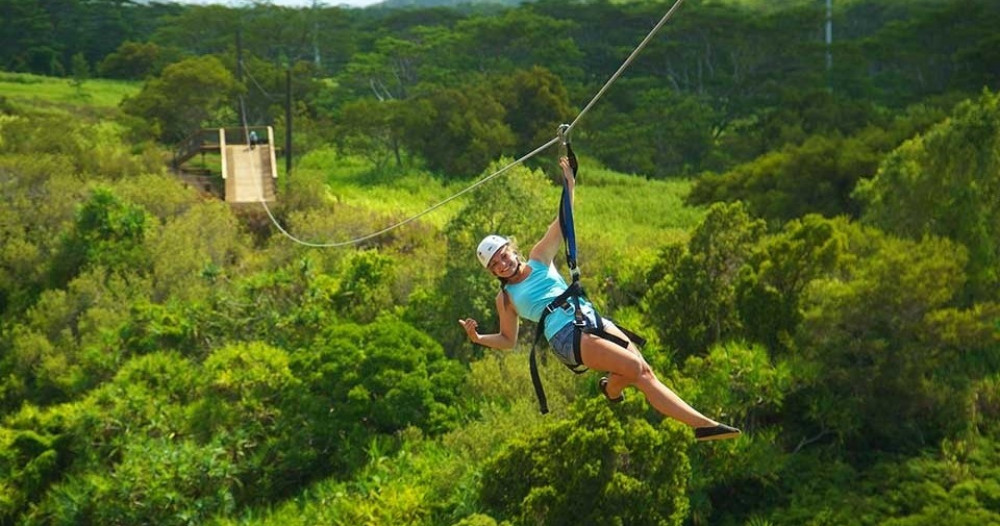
(558, 141, 579, 280)
(527, 127, 582, 415)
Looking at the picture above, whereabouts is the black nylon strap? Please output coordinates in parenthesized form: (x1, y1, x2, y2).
(529, 343, 548, 414)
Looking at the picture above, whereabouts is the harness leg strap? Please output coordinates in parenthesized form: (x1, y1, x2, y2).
(529, 346, 548, 415)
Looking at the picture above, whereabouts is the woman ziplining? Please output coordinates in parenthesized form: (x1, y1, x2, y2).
(457, 133, 741, 441)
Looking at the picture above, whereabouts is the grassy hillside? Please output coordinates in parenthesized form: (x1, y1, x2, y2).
(293, 147, 703, 253)
(0, 72, 139, 110)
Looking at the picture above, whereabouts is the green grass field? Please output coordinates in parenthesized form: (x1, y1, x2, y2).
(298, 147, 704, 259)
(0, 71, 139, 109)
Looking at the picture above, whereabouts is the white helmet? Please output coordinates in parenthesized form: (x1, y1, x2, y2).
(476, 235, 509, 268)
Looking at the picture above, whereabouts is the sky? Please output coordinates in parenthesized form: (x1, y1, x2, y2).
(168, 0, 384, 9)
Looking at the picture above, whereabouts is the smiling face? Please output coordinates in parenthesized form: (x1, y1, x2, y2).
(487, 245, 519, 279)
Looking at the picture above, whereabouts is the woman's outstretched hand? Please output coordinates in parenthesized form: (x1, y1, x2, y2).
(458, 318, 480, 343)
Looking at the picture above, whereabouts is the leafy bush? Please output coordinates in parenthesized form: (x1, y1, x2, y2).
(644, 201, 765, 359)
(480, 398, 691, 526)
(856, 90, 1000, 303)
(793, 222, 1000, 453)
(48, 187, 150, 288)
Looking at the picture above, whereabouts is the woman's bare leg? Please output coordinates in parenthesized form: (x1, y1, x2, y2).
(579, 331, 717, 428)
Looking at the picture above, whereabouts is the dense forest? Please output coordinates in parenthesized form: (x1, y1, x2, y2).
(1, 0, 999, 524)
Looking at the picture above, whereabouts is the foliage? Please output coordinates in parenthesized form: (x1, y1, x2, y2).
(399, 82, 516, 178)
(687, 101, 949, 223)
(644, 201, 766, 358)
(681, 341, 792, 437)
(331, 249, 399, 323)
(2, 1, 1000, 525)
(2, 268, 150, 410)
(333, 98, 408, 170)
(494, 66, 574, 157)
(48, 186, 149, 288)
(588, 88, 719, 178)
(480, 398, 691, 526)
(120, 55, 239, 142)
(791, 222, 1000, 454)
(855, 90, 1000, 303)
(98, 41, 170, 80)
(736, 214, 844, 353)
(765, 436, 1000, 525)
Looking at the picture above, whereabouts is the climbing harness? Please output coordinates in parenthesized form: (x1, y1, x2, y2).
(524, 126, 646, 415)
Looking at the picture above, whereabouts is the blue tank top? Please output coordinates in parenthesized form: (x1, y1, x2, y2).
(503, 259, 595, 341)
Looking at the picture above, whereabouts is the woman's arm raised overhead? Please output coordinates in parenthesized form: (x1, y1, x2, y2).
(529, 156, 575, 265)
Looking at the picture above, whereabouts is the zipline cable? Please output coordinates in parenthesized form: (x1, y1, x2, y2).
(242, 62, 282, 101)
(240, 0, 685, 247)
(565, 0, 686, 137)
(260, 137, 559, 248)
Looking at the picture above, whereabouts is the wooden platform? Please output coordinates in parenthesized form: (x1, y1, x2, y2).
(224, 145, 276, 202)
(220, 127, 278, 203)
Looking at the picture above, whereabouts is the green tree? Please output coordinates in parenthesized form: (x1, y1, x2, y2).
(189, 341, 302, 503)
(0, 427, 67, 522)
(3, 269, 147, 410)
(494, 66, 574, 159)
(688, 100, 950, 223)
(588, 88, 719, 177)
(98, 40, 166, 79)
(289, 320, 465, 475)
(480, 399, 691, 526)
(644, 201, 765, 358)
(400, 83, 516, 178)
(444, 9, 582, 81)
(343, 35, 428, 100)
(736, 215, 844, 353)
(792, 222, 1000, 453)
(148, 5, 237, 57)
(682, 341, 792, 437)
(332, 249, 398, 323)
(0, 0, 59, 74)
(689, 133, 879, 221)
(120, 55, 239, 142)
(0, 150, 82, 317)
(855, 90, 1000, 303)
(69, 53, 89, 93)
(334, 98, 407, 170)
(145, 201, 249, 303)
(49, 187, 149, 288)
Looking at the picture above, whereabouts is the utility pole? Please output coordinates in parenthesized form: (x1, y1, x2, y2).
(236, 27, 244, 82)
(313, 0, 321, 68)
(285, 67, 293, 176)
(236, 27, 244, 126)
(825, 0, 833, 72)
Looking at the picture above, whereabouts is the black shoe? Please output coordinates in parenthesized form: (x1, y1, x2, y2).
(598, 376, 624, 403)
(694, 424, 741, 442)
